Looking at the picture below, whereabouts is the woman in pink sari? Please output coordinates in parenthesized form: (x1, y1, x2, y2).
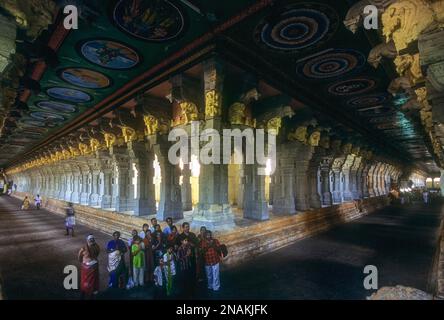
(78, 234, 100, 299)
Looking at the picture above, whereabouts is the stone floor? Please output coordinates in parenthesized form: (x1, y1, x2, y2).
(0, 195, 442, 299)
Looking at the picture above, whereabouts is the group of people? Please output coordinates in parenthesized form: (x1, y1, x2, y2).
(20, 195, 42, 210)
(78, 217, 227, 299)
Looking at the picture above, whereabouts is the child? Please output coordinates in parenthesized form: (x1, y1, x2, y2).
(178, 237, 195, 298)
(153, 258, 166, 299)
(21, 196, 30, 210)
(131, 237, 145, 288)
(163, 246, 176, 297)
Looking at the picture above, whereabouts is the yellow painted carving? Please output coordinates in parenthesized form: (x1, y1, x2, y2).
(205, 90, 221, 119)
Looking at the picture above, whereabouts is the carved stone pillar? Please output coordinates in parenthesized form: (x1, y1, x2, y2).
(128, 141, 157, 216)
(243, 163, 269, 220)
(331, 157, 345, 204)
(191, 58, 235, 230)
(341, 154, 355, 201)
(294, 143, 314, 211)
(181, 163, 193, 211)
(70, 162, 81, 203)
(79, 160, 91, 205)
(111, 146, 133, 213)
(307, 149, 322, 209)
(361, 162, 372, 198)
(153, 142, 183, 221)
(350, 155, 362, 200)
(88, 159, 101, 207)
(272, 145, 296, 215)
(320, 157, 333, 206)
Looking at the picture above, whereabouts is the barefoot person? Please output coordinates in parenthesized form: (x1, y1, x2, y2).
(78, 234, 100, 299)
(21, 196, 30, 210)
(107, 231, 128, 289)
(65, 202, 75, 236)
(34, 194, 42, 210)
(201, 230, 223, 292)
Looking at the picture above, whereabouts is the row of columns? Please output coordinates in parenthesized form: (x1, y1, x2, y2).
(270, 141, 401, 214)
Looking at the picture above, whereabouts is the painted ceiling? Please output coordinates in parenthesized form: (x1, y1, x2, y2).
(0, 0, 439, 174)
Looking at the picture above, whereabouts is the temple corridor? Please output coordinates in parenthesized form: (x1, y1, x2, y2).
(0, 195, 441, 300)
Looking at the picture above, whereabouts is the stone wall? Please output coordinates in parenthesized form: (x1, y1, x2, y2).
(432, 219, 444, 299)
(12, 192, 388, 267)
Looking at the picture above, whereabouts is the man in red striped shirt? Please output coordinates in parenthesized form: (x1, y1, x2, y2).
(200, 230, 223, 291)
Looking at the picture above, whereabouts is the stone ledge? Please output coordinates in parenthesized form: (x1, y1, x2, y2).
(11, 192, 388, 267)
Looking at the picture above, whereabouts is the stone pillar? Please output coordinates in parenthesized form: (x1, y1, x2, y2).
(70, 163, 81, 203)
(294, 143, 314, 211)
(79, 160, 91, 205)
(192, 58, 235, 230)
(331, 157, 345, 204)
(63, 164, 73, 201)
(440, 170, 444, 196)
(361, 162, 372, 198)
(88, 159, 101, 207)
(350, 156, 362, 199)
(341, 154, 355, 201)
(307, 150, 322, 209)
(320, 157, 333, 206)
(97, 152, 114, 209)
(181, 163, 193, 211)
(272, 143, 296, 215)
(57, 165, 66, 200)
(111, 147, 133, 213)
(243, 163, 269, 220)
(128, 141, 157, 216)
(153, 142, 183, 221)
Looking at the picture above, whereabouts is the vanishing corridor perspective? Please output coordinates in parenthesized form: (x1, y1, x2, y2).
(0, 0, 444, 300)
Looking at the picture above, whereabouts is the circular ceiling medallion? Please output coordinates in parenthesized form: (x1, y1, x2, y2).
(47, 87, 92, 103)
(346, 93, 389, 107)
(327, 78, 376, 96)
(296, 49, 365, 79)
(80, 39, 140, 69)
(36, 101, 77, 114)
(59, 68, 111, 89)
(113, 0, 186, 42)
(254, 3, 338, 52)
(30, 111, 65, 122)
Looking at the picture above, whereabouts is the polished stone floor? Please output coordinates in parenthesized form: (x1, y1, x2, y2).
(0, 195, 441, 300)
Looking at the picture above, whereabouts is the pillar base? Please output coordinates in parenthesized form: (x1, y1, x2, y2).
(89, 193, 100, 207)
(101, 195, 113, 209)
(321, 192, 333, 206)
(244, 201, 269, 221)
(133, 199, 156, 216)
(272, 197, 296, 215)
(115, 197, 133, 213)
(80, 192, 90, 205)
(332, 191, 342, 204)
(309, 194, 322, 209)
(343, 191, 353, 202)
(191, 204, 235, 231)
(70, 192, 79, 203)
(157, 201, 183, 221)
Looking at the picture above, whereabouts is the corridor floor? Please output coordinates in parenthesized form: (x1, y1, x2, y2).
(0, 195, 442, 300)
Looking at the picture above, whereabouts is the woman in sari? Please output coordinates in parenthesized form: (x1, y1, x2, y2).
(78, 234, 100, 299)
(106, 231, 127, 289)
(65, 203, 76, 236)
(142, 229, 154, 284)
(21, 196, 30, 210)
